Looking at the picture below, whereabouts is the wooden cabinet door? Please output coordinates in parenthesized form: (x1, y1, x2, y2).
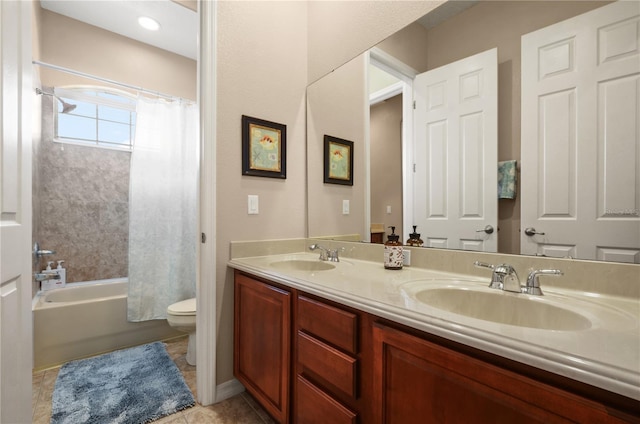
(234, 272, 291, 423)
(372, 323, 631, 424)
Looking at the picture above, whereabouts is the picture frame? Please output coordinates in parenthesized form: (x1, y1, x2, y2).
(242, 115, 286, 179)
(323, 135, 354, 186)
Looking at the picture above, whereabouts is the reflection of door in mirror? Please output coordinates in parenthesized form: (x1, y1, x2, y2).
(368, 48, 498, 252)
(413, 48, 498, 252)
(521, 1, 640, 263)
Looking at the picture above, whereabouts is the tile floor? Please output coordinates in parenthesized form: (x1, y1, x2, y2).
(32, 337, 275, 423)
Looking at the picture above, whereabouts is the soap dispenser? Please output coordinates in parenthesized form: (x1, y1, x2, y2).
(384, 226, 403, 270)
(41, 261, 62, 291)
(406, 225, 424, 247)
(56, 260, 67, 287)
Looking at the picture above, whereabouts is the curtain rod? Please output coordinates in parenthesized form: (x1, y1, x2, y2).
(32, 60, 193, 103)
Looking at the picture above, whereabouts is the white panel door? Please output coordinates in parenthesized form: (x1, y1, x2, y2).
(521, 1, 640, 262)
(413, 48, 498, 252)
(0, 1, 33, 422)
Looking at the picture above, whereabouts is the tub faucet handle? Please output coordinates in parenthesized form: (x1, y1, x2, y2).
(34, 242, 56, 258)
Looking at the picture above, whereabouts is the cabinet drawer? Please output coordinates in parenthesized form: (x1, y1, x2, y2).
(295, 375, 357, 424)
(297, 295, 358, 354)
(298, 331, 357, 398)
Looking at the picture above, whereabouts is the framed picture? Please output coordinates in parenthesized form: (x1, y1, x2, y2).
(323, 135, 354, 186)
(242, 115, 286, 179)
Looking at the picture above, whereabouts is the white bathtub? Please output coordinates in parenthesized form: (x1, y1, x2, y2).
(33, 278, 181, 370)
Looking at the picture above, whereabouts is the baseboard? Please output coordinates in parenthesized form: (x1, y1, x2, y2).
(216, 378, 245, 402)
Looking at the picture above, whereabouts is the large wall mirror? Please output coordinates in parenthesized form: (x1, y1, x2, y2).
(307, 0, 640, 263)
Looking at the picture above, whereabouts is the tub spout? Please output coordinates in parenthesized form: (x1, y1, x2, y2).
(35, 272, 60, 282)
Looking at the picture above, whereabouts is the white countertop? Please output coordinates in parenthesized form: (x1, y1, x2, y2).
(228, 252, 640, 401)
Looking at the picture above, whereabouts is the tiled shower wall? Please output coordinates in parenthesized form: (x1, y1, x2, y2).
(34, 94, 130, 284)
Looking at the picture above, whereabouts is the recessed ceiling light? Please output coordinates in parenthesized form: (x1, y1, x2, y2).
(138, 16, 160, 31)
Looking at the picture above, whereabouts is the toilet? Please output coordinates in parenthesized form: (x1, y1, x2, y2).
(167, 298, 197, 365)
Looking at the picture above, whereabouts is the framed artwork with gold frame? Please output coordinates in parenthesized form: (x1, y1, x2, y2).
(242, 115, 286, 179)
(323, 135, 354, 186)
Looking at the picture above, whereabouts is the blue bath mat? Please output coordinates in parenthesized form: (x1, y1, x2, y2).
(51, 342, 195, 424)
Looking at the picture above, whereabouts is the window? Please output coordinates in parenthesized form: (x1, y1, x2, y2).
(54, 87, 137, 151)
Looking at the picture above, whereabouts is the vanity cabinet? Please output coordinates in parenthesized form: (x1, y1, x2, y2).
(234, 273, 291, 423)
(234, 271, 639, 423)
(372, 322, 639, 423)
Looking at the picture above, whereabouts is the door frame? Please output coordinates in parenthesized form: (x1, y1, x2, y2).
(368, 48, 417, 242)
(197, 0, 218, 405)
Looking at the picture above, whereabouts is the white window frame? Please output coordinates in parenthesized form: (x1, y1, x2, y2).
(53, 86, 137, 151)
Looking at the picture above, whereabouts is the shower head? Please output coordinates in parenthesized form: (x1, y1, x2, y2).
(35, 88, 77, 114)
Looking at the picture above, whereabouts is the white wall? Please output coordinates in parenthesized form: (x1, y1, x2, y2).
(215, 0, 308, 385)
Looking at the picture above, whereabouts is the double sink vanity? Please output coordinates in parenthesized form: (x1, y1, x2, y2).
(228, 239, 640, 423)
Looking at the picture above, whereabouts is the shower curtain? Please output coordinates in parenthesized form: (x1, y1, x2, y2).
(127, 96, 198, 321)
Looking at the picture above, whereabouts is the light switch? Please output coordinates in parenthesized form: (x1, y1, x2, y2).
(248, 195, 259, 214)
(342, 199, 350, 215)
(386, 205, 392, 214)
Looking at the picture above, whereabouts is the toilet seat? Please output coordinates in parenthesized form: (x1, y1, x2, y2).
(167, 298, 196, 316)
(166, 297, 197, 365)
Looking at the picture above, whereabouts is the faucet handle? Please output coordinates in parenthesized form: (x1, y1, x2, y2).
(473, 261, 502, 290)
(309, 244, 329, 261)
(525, 269, 563, 296)
(473, 261, 494, 270)
(327, 247, 345, 262)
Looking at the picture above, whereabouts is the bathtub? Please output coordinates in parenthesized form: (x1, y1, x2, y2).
(33, 278, 182, 370)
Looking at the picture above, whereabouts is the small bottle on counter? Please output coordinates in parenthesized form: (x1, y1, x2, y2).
(384, 226, 403, 270)
(56, 260, 66, 287)
(406, 225, 424, 247)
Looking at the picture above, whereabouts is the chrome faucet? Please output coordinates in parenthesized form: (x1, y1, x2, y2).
(309, 244, 342, 262)
(34, 272, 60, 282)
(474, 261, 521, 292)
(496, 264, 522, 293)
(525, 269, 563, 296)
(474, 261, 562, 296)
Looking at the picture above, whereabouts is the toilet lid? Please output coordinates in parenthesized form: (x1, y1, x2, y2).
(167, 298, 196, 316)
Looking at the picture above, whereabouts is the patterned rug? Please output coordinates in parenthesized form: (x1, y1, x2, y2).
(51, 342, 195, 424)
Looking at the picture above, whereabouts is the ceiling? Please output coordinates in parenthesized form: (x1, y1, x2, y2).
(417, 0, 479, 30)
(39, 0, 198, 60)
(38, 0, 476, 62)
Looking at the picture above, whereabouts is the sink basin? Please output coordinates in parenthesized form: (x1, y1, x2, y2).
(269, 260, 336, 272)
(413, 287, 592, 331)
